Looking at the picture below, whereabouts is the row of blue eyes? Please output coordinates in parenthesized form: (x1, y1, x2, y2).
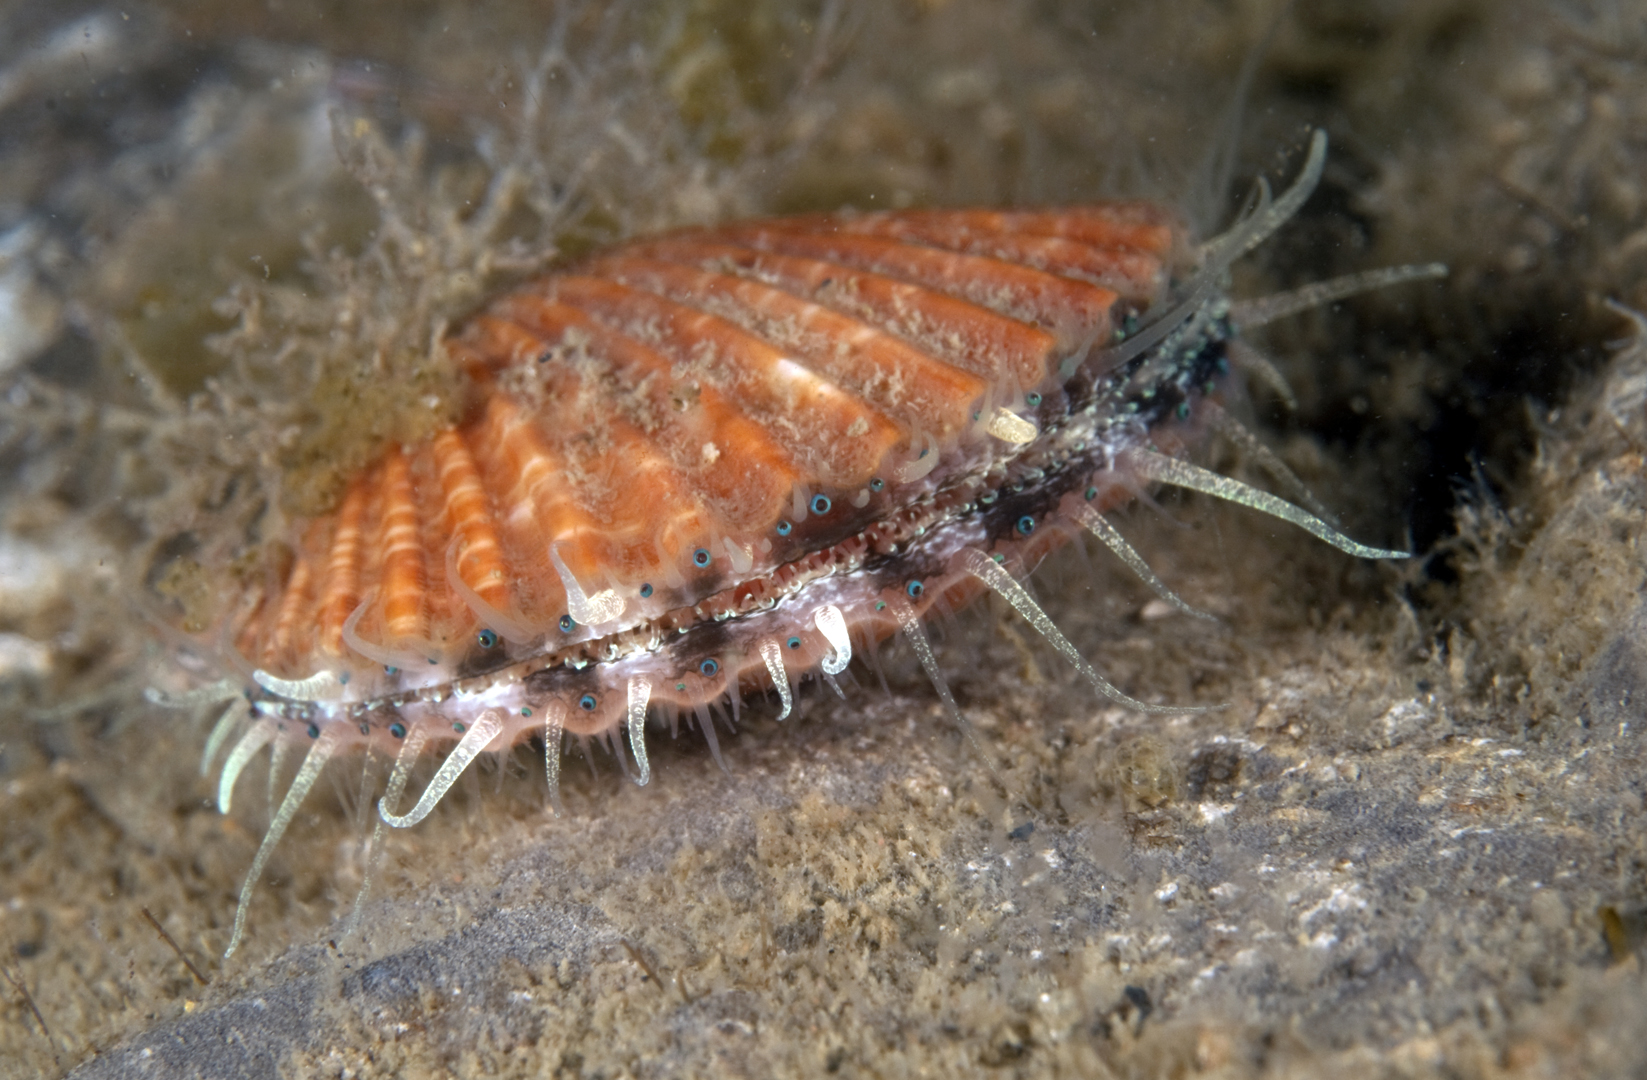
(464, 403, 1071, 664)
(351, 568, 964, 739)
(357, 417, 1134, 739)
(371, 577, 934, 735)
(470, 580, 931, 648)
(498, 484, 1047, 640)
(427, 501, 1054, 717)
(345, 443, 1080, 741)
(775, 492, 836, 538)
(472, 513, 1045, 650)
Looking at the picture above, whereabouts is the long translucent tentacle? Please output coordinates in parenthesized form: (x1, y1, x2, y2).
(1066, 503, 1214, 621)
(200, 697, 250, 777)
(1227, 340, 1299, 411)
(1201, 129, 1327, 268)
(341, 590, 430, 670)
(444, 535, 537, 645)
(1091, 134, 1327, 379)
(253, 668, 345, 703)
(1201, 401, 1333, 521)
(224, 725, 341, 958)
(1091, 273, 1220, 372)
(760, 638, 793, 721)
(544, 701, 566, 816)
(959, 549, 1209, 714)
(815, 604, 852, 675)
(694, 701, 729, 773)
(145, 679, 239, 709)
(219, 720, 277, 814)
(266, 740, 290, 810)
(890, 598, 974, 745)
(379, 709, 505, 828)
(1190, 0, 1286, 234)
(1127, 450, 1410, 559)
(549, 542, 624, 626)
(342, 722, 429, 941)
(890, 596, 1011, 791)
(626, 676, 651, 786)
(1231, 263, 1448, 329)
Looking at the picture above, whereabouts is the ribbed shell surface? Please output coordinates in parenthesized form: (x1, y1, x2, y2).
(233, 205, 1185, 708)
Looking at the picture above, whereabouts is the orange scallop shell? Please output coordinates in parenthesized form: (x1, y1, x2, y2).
(230, 204, 1186, 711)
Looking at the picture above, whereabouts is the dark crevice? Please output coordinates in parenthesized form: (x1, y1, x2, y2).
(1236, 136, 1611, 592)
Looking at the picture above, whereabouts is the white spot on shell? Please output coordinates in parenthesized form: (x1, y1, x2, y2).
(987, 407, 1037, 444)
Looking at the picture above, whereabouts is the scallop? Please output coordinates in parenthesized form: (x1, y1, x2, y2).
(234, 200, 1186, 721)
(166, 130, 1437, 956)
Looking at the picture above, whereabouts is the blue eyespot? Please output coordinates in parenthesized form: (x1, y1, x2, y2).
(1026, 392, 1042, 407)
(453, 721, 467, 734)
(787, 636, 803, 650)
(1085, 486, 1098, 501)
(389, 722, 407, 739)
(693, 548, 712, 568)
(875, 600, 886, 611)
(810, 494, 832, 515)
(1016, 515, 1036, 536)
(869, 477, 884, 492)
(559, 614, 575, 632)
(306, 723, 320, 739)
(579, 693, 597, 711)
(776, 520, 793, 536)
(676, 682, 687, 692)
(639, 583, 653, 598)
(520, 707, 533, 717)
(906, 580, 924, 598)
(993, 553, 1006, 564)
(1175, 401, 1192, 420)
(699, 658, 720, 677)
(385, 665, 399, 675)
(358, 723, 370, 736)
(477, 628, 498, 649)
